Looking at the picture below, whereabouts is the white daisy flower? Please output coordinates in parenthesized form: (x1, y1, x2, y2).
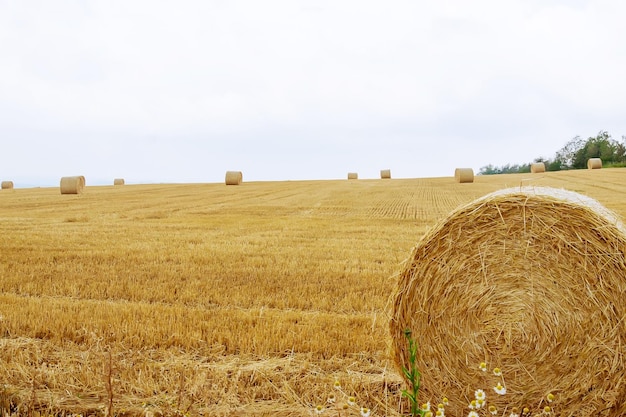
(474, 389, 486, 401)
(494, 382, 507, 395)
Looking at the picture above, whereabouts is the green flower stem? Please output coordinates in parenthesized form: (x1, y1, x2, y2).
(401, 328, 424, 416)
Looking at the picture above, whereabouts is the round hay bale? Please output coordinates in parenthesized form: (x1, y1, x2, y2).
(390, 186, 626, 416)
(454, 167, 474, 183)
(225, 171, 243, 185)
(347, 172, 358, 180)
(60, 176, 85, 194)
(1, 181, 14, 190)
(380, 169, 391, 179)
(587, 157, 602, 169)
(530, 162, 546, 173)
(113, 178, 125, 186)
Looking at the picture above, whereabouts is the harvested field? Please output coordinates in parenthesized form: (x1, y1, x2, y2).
(1, 169, 626, 416)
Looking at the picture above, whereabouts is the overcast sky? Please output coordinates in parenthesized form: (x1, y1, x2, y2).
(1, 1, 625, 186)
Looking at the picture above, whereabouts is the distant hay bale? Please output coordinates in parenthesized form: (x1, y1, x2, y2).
(390, 186, 626, 416)
(380, 169, 391, 179)
(60, 176, 86, 194)
(454, 168, 474, 183)
(113, 178, 125, 186)
(347, 172, 358, 180)
(1, 181, 14, 189)
(530, 162, 546, 173)
(587, 157, 602, 169)
(225, 171, 243, 185)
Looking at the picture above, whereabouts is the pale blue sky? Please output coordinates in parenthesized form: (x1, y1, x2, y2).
(1, 0, 625, 187)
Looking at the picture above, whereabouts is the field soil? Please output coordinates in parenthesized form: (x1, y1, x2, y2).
(1, 169, 625, 416)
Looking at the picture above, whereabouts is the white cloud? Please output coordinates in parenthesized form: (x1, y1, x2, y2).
(0, 0, 625, 185)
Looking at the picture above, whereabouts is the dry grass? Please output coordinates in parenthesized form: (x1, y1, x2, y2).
(391, 186, 626, 416)
(225, 171, 243, 185)
(454, 168, 474, 183)
(1, 170, 626, 416)
(60, 175, 86, 194)
(587, 158, 602, 169)
(530, 162, 546, 173)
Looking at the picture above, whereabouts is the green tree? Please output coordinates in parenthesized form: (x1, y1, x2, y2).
(478, 164, 499, 175)
(478, 131, 626, 174)
(546, 157, 564, 171)
(555, 135, 585, 168)
(572, 131, 622, 168)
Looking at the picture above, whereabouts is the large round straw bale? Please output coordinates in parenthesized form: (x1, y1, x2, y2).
(1, 181, 14, 189)
(530, 162, 546, 173)
(454, 167, 474, 183)
(587, 157, 602, 169)
(113, 178, 125, 186)
(347, 172, 358, 180)
(390, 186, 626, 416)
(380, 169, 391, 179)
(60, 176, 85, 194)
(225, 171, 243, 185)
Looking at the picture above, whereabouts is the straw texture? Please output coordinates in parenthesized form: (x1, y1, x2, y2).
(225, 171, 243, 185)
(347, 172, 358, 180)
(454, 168, 474, 183)
(380, 169, 391, 179)
(530, 162, 546, 173)
(113, 178, 125, 186)
(60, 176, 85, 194)
(390, 186, 626, 416)
(1, 181, 13, 189)
(587, 158, 602, 169)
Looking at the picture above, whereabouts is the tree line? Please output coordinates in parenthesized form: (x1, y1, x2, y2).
(479, 131, 626, 175)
